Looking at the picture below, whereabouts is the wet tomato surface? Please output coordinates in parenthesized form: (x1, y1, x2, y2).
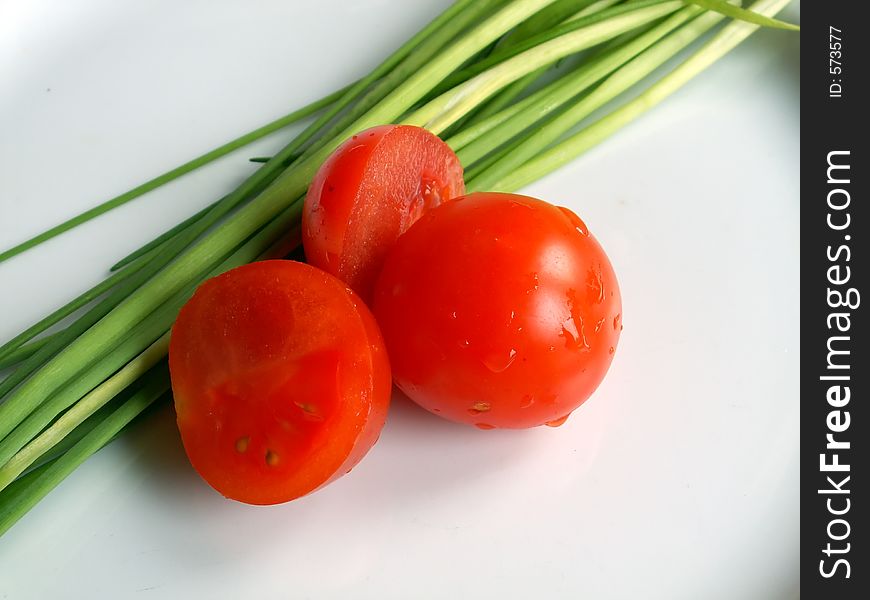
(372, 192, 621, 429)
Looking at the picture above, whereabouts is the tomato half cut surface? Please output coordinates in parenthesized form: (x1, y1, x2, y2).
(302, 124, 465, 301)
(372, 192, 622, 430)
(169, 260, 391, 505)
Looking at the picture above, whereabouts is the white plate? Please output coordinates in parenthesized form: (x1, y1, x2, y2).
(0, 1, 799, 598)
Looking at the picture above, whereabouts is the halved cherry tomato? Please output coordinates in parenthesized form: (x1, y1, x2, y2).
(303, 124, 464, 301)
(372, 192, 622, 430)
(169, 260, 391, 505)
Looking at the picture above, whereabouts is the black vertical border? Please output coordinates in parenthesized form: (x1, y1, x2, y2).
(802, 1, 866, 597)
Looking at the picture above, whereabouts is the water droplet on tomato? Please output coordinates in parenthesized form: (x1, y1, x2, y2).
(520, 395, 534, 409)
(482, 348, 517, 373)
(609, 346, 615, 355)
(562, 289, 591, 352)
(405, 177, 444, 228)
(594, 317, 605, 333)
(475, 423, 496, 430)
(586, 265, 605, 304)
(545, 414, 570, 427)
(451, 311, 457, 319)
(467, 401, 491, 415)
(525, 273, 540, 295)
(235, 436, 250, 453)
(558, 206, 588, 236)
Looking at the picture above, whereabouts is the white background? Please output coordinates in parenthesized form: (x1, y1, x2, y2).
(0, 1, 799, 598)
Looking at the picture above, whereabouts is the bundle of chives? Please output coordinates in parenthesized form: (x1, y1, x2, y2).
(0, 0, 797, 536)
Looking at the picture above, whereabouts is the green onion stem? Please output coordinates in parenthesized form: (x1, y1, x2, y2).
(490, 0, 793, 191)
(458, 4, 705, 168)
(0, 279, 197, 466)
(0, 334, 170, 490)
(430, 0, 675, 97)
(0, 246, 159, 363)
(686, 0, 799, 30)
(463, 69, 544, 126)
(406, 1, 682, 134)
(0, 367, 170, 537)
(0, 87, 350, 265)
(573, 0, 622, 19)
(19, 390, 168, 479)
(451, 0, 636, 137)
(270, 0, 488, 175)
(463, 140, 519, 182)
(444, 99, 527, 151)
(109, 199, 218, 272)
(496, 0, 601, 49)
(296, 0, 509, 163)
(467, 7, 722, 191)
(0, 337, 52, 372)
(0, 264, 169, 402)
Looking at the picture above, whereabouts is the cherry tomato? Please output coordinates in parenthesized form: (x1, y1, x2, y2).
(372, 192, 622, 429)
(303, 124, 464, 301)
(169, 260, 391, 505)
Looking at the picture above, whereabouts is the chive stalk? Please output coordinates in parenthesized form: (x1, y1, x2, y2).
(0, 367, 170, 537)
(489, 0, 794, 191)
(456, 6, 705, 168)
(0, 88, 350, 265)
(406, 1, 683, 133)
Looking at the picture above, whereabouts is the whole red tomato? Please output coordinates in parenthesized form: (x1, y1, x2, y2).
(372, 192, 621, 429)
(169, 260, 391, 504)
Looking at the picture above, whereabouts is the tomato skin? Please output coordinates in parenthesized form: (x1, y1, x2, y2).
(303, 124, 464, 301)
(372, 192, 621, 429)
(169, 260, 390, 505)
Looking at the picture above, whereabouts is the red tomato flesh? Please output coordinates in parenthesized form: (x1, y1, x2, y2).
(303, 124, 464, 301)
(372, 192, 622, 430)
(169, 260, 391, 505)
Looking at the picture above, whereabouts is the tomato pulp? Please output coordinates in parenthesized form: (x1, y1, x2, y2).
(169, 260, 391, 504)
(372, 192, 622, 429)
(303, 124, 464, 301)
